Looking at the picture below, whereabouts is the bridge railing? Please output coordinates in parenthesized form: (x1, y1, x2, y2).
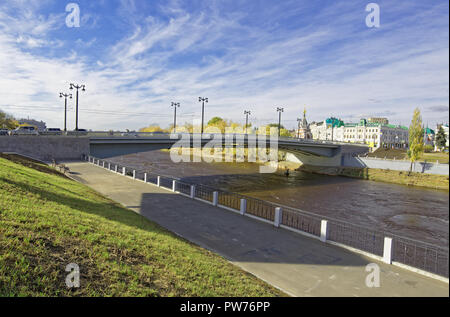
(85, 155, 448, 279)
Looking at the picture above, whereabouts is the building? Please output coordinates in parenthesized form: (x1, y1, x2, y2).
(423, 127, 435, 147)
(310, 117, 409, 150)
(18, 119, 46, 131)
(296, 109, 312, 139)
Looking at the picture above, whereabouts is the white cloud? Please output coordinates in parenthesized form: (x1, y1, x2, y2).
(0, 0, 448, 130)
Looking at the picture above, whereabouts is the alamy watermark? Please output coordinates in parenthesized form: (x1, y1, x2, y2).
(169, 124, 280, 174)
(65, 3, 80, 28)
(65, 263, 80, 288)
(365, 263, 380, 288)
(366, 3, 380, 28)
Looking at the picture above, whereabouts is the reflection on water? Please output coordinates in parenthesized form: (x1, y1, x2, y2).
(109, 151, 449, 247)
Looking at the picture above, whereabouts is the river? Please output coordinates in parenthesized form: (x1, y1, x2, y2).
(107, 150, 449, 248)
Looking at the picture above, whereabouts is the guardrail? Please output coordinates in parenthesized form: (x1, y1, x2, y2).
(83, 154, 448, 280)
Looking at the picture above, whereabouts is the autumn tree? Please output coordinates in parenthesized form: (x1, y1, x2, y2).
(407, 108, 424, 174)
(0, 110, 18, 129)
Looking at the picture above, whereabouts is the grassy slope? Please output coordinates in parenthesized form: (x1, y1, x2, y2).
(367, 148, 449, 164)
(338, 167, 449, 191)
(0, 157, 285, 297)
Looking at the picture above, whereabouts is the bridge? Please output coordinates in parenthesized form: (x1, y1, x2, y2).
(0, 132, 369, 167)
(87, 132, 369, 167)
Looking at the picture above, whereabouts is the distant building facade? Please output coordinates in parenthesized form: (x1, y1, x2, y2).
(18, 119, 46, 131)
(310, 117, 408, 149)
(296, 109, 312, 139)
(423, 127, 435, 147)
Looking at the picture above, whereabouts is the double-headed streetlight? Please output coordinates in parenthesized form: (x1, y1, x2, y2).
(171, 102, 180, 133)
(69, 83, 86, 131)
(244, 110, 251, 134)
(198, 97, 208, 134)
(59, 92, 72, 132)
(276, 107, 284, 136)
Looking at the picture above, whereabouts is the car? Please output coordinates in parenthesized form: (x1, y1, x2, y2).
(44, 128, 62, 135)
(0, 129, 9, 136)
(9, 126, 39, 136)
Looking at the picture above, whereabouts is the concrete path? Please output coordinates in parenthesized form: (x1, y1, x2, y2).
(66, 162, 449, 297)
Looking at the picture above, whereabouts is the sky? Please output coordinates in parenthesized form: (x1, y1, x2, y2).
(0, 0, 448, 131)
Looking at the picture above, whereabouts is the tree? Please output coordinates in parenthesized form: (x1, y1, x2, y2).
(407, 108, 424, 174)
(435, 126, 447, 150)
(139, 125, 168, 133)
(0, 110, 19, 129)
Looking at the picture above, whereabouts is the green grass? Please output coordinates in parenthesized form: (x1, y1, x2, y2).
(0, 157, 285, 297)
(368, 148, 449, 164)
(338, 167, 449, 191)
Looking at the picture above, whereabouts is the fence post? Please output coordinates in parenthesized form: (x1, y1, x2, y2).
(133, 170, 136, 179)
(172, 180, 176, 192)
(108, 163, 111, 170)
(320, 220, 328, 242)
(144, 173, 147, 183)
(240, 199, 247, 215)
(157, 176, 161, 187)
(102, 161, 105, 168)
(383, 237, 393, 264)
(190, 185, 195, 199)
(115, 165, 118, 173)
(122, 167, 126, 176)
(213, 191, 218, 206)
(274, 207, 282, 227)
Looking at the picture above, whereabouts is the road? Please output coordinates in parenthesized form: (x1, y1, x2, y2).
(65, 162, 449, 297)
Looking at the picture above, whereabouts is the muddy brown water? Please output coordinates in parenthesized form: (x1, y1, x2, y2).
(107, 151, 449, 248)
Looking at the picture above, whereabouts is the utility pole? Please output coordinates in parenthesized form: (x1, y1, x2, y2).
(171, 102, 180, 133)
(59, 92, 72, 132)
(69, 83, 86, 131)
(276, 107, 284, 137)
(244, 110, 251, 134)
(198, 97, 208, 134)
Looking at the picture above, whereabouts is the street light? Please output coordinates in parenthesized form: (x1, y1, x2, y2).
(59, 92, 72, 132)
(276, 107, 284, 137)
(244, 110, 251, 134)
(199, 97, 208, 134)
(297, 117, 302, 139)
(171, 102, 180, 133)
(69, 83, 86, 131)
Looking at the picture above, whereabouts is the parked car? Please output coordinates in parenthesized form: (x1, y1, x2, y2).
(9, 126, 39, 136)
(44, 128, 62, 135)
(74, 129, 88, 135)
(0, 129, 9, 136)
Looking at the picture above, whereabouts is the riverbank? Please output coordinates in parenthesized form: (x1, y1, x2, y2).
(300, 165, 449, 191)
(0, 156, 285, 296)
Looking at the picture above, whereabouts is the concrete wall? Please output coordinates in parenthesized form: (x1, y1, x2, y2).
(0, 136, 90, 162)
(342, 154, 449, 176)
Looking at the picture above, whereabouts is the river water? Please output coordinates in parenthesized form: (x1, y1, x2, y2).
(108, 151, 449, 248)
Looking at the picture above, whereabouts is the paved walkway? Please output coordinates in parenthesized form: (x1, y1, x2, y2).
(66, 162, 449, 297)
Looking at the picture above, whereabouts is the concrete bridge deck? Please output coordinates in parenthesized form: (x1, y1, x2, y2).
(65, 162, 448, 297)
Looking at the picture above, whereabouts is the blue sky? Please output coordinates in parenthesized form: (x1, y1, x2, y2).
(0, 0, 448, 130)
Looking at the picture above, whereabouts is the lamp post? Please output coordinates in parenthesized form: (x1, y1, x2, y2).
(276, 107, 284, 136)
(59, 92, 72, 132)
(244, 110, 251, 134)
(171, 102, 180, 133)
(297, 117, 302, 139)
(198, 97, 208, 134)
(69, 83, 86, 131)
